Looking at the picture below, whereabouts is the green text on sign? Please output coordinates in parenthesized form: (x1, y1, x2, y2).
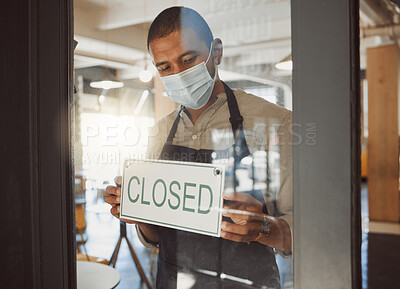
(120, 159, 224, 237)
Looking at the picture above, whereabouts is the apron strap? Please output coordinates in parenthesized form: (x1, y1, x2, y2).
(221, 81, 244, 135)
(161, 82, 249, 157)
(220, 81, 249, 191)
(165, 105, 184, 145)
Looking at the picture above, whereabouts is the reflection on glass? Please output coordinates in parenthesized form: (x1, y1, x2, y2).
(74, 1, 292, 288)
(210, 114, 291, 288)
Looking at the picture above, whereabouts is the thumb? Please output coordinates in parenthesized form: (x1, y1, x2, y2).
(114, 176, 122, 187)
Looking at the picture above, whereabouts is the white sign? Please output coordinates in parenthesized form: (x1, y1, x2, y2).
(120, 159, 225, 237)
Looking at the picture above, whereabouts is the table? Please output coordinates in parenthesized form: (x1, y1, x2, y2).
(77, 261, 120, 289)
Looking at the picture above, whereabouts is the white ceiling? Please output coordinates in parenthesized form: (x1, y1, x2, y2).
(74, 0, 398, 81)
(74, 0, 293, 83)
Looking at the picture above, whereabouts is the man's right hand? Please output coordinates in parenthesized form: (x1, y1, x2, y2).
(104, 177, 138, 224)
(104, 176, 160, 244)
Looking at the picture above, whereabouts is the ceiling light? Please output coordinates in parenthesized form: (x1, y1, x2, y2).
(139, 70, 153, 83)
(275, 54, 293, 71)
(90, 71, 124, 90)
(90, 79, 124, 90)
(89, 0, 124, 91)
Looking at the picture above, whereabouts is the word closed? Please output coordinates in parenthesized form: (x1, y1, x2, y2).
(120, 159, 225, 237)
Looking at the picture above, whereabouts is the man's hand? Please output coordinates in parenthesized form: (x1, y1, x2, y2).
(221, 191, 292, 252)
(220, 191, 264, 243)
(104, 176, 137, 224)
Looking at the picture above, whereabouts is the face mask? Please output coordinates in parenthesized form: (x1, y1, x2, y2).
(159, 43, 217, 110)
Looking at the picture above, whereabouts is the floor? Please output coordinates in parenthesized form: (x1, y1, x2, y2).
(83, 190, 155, 289)
(81, 184, 399, 289)
(361, 182, 400, 289)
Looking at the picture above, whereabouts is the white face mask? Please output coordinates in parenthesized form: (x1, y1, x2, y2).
(159, 43, 217, 110)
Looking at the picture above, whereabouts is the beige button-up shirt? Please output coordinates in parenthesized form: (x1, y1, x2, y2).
(137, 89, 293, 254)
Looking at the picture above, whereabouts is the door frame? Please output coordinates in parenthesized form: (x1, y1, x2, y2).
(291, 0, 361, 288)
(3, 0, 76, 288)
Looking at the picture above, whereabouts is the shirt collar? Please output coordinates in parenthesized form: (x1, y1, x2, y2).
(179, 92, 227, 117)
(179, 92, 228, 126)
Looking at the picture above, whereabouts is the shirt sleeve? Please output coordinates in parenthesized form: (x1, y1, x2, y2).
(135, 224, 159, 249)
(275, 111, 293, 257)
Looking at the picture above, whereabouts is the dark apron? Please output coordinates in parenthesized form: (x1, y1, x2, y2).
(156, 82, 280, 289)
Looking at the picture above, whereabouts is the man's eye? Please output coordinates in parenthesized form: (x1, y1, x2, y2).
(158, 65, 170, 72)
(183, 56, 197, 64)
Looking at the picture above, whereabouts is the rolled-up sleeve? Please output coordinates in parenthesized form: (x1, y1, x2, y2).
(135, 225, 159, 249)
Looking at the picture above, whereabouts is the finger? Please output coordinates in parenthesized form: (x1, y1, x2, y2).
(106, 185, 121, 196)
(223, 191, 249, 202)
(120, 218, 139, 224)
(224, 203, 261, 213)
(220, 230, 258, 243)
(110, 204, 120, 218)
(114, 176, 122, 186)
(223, 201, 242, 210)
(222, 210, 264, 222)
(104, 194, 121, 205)
(221, 221, 261, 236)
(224, 192, 262, 212)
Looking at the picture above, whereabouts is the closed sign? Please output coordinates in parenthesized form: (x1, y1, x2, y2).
(120, 159, 225, 237)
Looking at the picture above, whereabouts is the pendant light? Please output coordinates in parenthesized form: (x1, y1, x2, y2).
(139, 69, 152, 83)
(139, 56, 152, 83)
(90, 0, 124, 90)
(275, 54, 293, 71)
(90, 75, 124, 90)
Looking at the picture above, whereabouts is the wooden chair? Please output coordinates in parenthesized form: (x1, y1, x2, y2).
(149, 248, 159, 284)
(76, 203, 111, 265)
(75, 204, 90, 261)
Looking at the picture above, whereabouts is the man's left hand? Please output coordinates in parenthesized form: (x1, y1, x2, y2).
(220, 191, 265, 243)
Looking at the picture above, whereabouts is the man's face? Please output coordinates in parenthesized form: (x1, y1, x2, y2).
(149, 28, 216, 78)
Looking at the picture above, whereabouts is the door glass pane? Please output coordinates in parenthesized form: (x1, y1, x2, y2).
(73, 1, 293, 288)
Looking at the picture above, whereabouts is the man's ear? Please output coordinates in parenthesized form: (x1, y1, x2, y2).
(212, 38, 223, 65)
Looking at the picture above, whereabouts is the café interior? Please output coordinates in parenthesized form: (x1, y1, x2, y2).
(70, 0, 400, 288)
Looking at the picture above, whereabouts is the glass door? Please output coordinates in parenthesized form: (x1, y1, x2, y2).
(73, 1, 294, 288)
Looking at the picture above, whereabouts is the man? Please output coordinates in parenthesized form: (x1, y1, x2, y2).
(105, 6, 292, 288)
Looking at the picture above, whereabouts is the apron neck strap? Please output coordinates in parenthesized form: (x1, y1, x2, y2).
(165, 105, 184, 144)
(221, 81, 244, 135)
(165, 82, 245, 144)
